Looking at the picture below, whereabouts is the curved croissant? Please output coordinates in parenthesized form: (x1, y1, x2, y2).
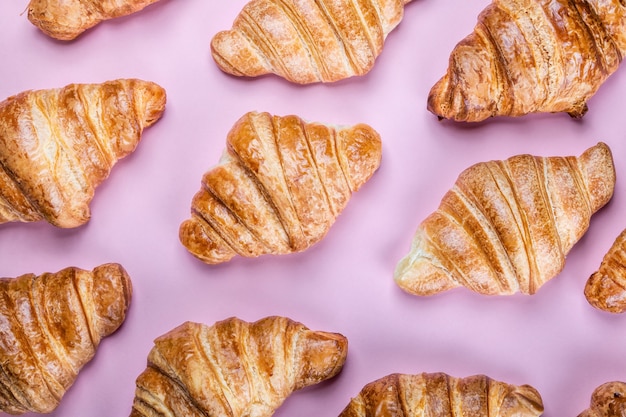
(0, 263, 132, 414)
(130, 316, 348, 417)
(339, 372, 544, 417)
(0, 79, 166, 228)
(211, 0, 414, 84)
(27, 0, 163, 41)
(179, 111, 382, 264)
(395, 142, 615, 296)
(585, 229, 626, 313)
(578, 381, 626, 417)
(427, 0, 626, 122)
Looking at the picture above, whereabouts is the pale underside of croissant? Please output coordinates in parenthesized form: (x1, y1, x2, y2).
(211, 0, 414, 84)
(179, 111, 382, 264)
(0, 263, 132, 415)
(27, 0, 163, 41)
(339, 372, 544, 417)
(578, 381, 626, 417)
(395, 142, 615, 296)
(427, 0, 626, 122)
(130, 316, 348, 417)
(0, 78, 166, 228)
(585, 229, 626, 313)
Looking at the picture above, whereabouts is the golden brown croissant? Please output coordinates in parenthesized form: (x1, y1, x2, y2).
(578, 381, 626, 417)
(130, 316, 348, 417)
(395, 142, 615, 296)
(27, 0, 163, 41)
(427, 0, 626, 122)
(0, 78, 166, 228)
(179, 111, 382, 264)
(0, 263, 132, 414)
(585, 229, 626, 313)
(339, 372, 544, 417)
(210, 0, 414, 84)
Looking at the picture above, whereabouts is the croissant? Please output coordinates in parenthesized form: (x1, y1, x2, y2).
(130, 316, 348, 417)
(427, 0, 626, 122)
(27, 0, 163, 40)
(339, 372, 544, 417)
(585, 229, 626, 313)
(179, 111, 382, 264)
(0, 78, 166, 228)
(578, 381, 626, 417)
(394, 142, 615, 296)
(0, 263, 132, 414)
(210, 0, 414, 84)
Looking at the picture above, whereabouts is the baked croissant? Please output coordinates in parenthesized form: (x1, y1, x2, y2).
(585, 229, 626, 313)
(0, 78, 166, 228)
(0, 263, 132, 414)
(130, 316, 348, 417)
(27, 0, 163, 41)
(179, 111, 382, 264)
(578, 381, 626, 417)
(339, 372, 544, 417)
(427, 0, 626, 122)
(210, 0, 414, 84)
(395, 142, 615, 296)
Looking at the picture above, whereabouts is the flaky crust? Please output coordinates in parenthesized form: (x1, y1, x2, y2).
(339, 372, 544, 417)
(0, 79, 166, 228)
(427, 0, 626, 122)
(395, 142, 615, 296)
(179, 111, 382, 264)
(27, 0, 163, 40)
(578, 381, 626, 417)
(0, 263, 132, 414)
(130, 316, 348, 417)
(211, 0, 414, 84)
(585, 229, 626, 313)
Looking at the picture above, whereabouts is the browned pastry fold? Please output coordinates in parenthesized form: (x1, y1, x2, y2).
(427, 0, 626, 122)
(585, 229, 626, 313)
(0, 263, 132, 415)
(0, 79, 166, 228)
(27, 0, 163, 41)
(339, 372, 544, 417)
(211, 0, 414, 84)
(130, 316, 348, 417)
(578, 381, 626, 417)
(395, 142, 615, 296)
(179, 111, 382, 264)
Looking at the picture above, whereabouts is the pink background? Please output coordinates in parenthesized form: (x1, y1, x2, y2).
(1, 1, 626, 416)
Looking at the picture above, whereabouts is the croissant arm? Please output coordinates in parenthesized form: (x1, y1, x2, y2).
(179, 111, 381, 264)
(130, 316, 348, 417)
(0, 79, 166, 228)
(394, 143, 615, 296)
(27, 0, 163, 41)
(339, 373, 544, 417)
(0, 263, 132, 414)
(585, 229, 626, 313)
(427, 0, 626, 122)
(210, 0, 410, 84)
(578, 381, 626, 417)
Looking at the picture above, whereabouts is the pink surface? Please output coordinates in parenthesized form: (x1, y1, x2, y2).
(1, 1, 626, 416)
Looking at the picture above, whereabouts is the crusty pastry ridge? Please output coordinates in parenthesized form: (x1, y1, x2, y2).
(179, 111, 382, 264)
(0, 78, 166, 228)
(339, 372, 544, 417)
(0, 263, 132, 414)
(578, 381, 626, 417)
(130, 316, 348, 417)
(428, 0, 626, 121)
(27, 0, 163, 41)
(211, 0, 414, 84)
(585, 228, 626, 313)
(395, 142, 615, 296)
